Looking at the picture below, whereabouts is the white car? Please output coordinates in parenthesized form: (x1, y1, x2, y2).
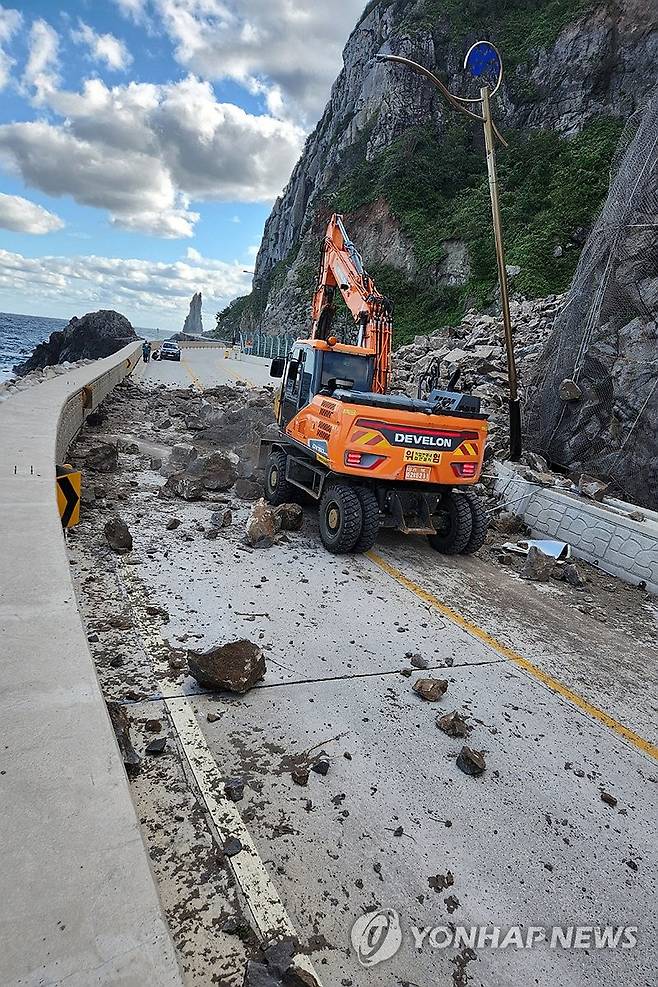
(158, 341, 181, 362)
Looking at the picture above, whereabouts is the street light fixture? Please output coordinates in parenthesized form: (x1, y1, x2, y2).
(376, 41, 522, 460)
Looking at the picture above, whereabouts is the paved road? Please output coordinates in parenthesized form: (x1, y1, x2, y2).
(80, 353, 657, 985)
(135, 346, 273, 390)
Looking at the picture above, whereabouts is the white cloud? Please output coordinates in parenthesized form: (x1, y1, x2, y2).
(0, 5, 21, 91)
(155, 0, 366, 123)
(1, 74, 304, 237)
(23, 19, 60, 101)
(0, 246, 252, 329)
(0, 192, 64, 234)
(231, 215, 241, 223)
(186, 246, 202, 260)
(71, 21, 133, 72)
(114, 0, 148, 23)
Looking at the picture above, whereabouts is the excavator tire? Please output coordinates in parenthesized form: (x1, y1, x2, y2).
(428, 491, 473, 555)
(351, 486, 380, 553)
(319, 483, 363, 553)
(461, 490, 489, 555)
(265, 449, 295, 506)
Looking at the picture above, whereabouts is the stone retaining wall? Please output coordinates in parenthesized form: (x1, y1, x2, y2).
(494, 462, 658, 595)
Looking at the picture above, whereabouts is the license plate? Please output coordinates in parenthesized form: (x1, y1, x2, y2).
(403, 449, 442, 465)
(404, 464, 431, 482)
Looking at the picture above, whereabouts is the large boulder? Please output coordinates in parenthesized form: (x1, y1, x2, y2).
(14, 310, 138, 375)
(188, 640, 265, 693)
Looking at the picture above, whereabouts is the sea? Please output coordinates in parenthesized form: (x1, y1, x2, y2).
(0, 311, 167, 382)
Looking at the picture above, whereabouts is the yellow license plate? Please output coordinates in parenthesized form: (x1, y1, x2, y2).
(403, 449, 442, 465)
(404, 464, 432, 482)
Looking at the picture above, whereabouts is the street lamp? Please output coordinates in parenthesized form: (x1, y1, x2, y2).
(376, 41, 522, 460)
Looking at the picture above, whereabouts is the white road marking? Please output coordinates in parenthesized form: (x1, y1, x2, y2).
(118, 560, 322, 984)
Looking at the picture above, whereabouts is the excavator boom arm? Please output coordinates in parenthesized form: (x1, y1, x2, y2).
(311, 214, 392, 393)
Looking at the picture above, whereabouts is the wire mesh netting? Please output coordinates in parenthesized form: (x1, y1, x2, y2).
(525, 89, 658, 509)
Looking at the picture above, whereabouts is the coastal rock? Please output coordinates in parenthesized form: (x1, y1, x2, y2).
(182, 292, 203, 335)
(14, 310, 138, 375)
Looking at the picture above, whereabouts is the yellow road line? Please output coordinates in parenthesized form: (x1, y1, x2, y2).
(367, 550, 658, 762)
(181, 357, 203, 392)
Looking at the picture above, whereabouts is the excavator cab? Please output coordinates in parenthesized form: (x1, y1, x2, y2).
(271, 340, 375, 430)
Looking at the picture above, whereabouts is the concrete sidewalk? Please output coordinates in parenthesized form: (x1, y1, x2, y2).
(0, 347, 183, 986)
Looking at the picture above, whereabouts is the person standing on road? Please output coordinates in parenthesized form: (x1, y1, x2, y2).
(142, 341, 151, 363)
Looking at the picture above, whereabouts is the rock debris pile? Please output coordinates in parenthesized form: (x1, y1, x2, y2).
(391, 295, 564, 458)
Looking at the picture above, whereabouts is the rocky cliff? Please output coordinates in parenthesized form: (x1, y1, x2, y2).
(183, 292, 203, 335)
(14, 310, 138, 375)
(218, 0, 658, 345)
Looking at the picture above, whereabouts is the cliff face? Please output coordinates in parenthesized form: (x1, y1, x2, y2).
(219, 0, 658, 344)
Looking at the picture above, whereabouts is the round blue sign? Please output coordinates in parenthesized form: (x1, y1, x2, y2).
(464, 41, 501, 80)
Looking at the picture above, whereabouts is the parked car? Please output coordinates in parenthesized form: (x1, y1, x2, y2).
(158, 341, 181, 362)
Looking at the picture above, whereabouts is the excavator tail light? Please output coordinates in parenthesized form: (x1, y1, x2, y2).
(451, 462, 478, 478)
(327, 335, 338, 346)
(345, 451, 385, 470)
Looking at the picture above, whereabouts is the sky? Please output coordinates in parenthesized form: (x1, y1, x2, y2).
(0, 0, 365, 330)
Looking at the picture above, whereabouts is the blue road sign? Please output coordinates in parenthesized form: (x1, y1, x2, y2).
(465, 41, 501, 80)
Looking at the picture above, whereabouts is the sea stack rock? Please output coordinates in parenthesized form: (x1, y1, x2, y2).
(13, 310, 138, 376)
(183, 292, 203, 335)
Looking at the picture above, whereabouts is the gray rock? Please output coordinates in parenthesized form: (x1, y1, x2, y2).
(520, 546, 554, 581)
(246, 498, 281, 548)
(188, 639, 266, 693)
(104, 516, 133, 553)
(235, 477, 264, 501)
(274, 502, 303, 531)
(14, 310, 138, 375)
(106, 702, 140, 776)
(85, 442, 119, 472)
(412, 678, 449, 701)
(578, 473, 610, 501)
(182, 291, 203, 335)
(559, 378, 582, 401)
(161, 472, 205, 501)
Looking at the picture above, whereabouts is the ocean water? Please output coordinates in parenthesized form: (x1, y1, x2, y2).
(0, 311, 167, 381)
(0, 312, 68, 381)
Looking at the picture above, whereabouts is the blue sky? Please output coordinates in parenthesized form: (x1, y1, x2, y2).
(0, 1, 364, 330)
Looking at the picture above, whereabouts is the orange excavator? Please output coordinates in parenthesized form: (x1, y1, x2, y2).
(259, 214, 489, 554)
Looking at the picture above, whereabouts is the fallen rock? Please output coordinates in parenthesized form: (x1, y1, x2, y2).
(144, 719, 161, 733)
(235, 477, 264, 501)
(456, 746, 486, 777)
(494, 511, 527, 535)
(275, 502, 304, 532)
(210, 509, 232, 529)
(222, 837, 243, 858)
(578, 473, 610, 501)
(520, 546, 554, 582)
(436, 711, 471, 737)
(161, 472, 205, 501)
(224, 777, 245, 802)
(104, 516, 133, 553)
(188, 451, 238, 492)
(188, 639, 266, 693)
(428, 871, 454, 892)
(407, 652, 429, 670)
(107, 701, 141, 776)
(412, 677, 449, 701)
(246, 498, 281, 548)
(85, 442, 119, 472)
(559, 378, 582, 401)
(559, 562, 586, 588)
(311, 759, 330, 776)
(145, 736, 167, 755)
(291, 768, 310, 786)
(601, 791, 618, 807)
(166, 517, 182, 530)
(243, 961, 279, 987)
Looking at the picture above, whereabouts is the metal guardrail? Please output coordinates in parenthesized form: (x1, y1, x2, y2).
(56, 344, 141, 462)
(239, 332, 296, 359)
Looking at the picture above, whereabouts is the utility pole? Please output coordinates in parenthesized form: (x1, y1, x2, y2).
(376, 42, 522, 460)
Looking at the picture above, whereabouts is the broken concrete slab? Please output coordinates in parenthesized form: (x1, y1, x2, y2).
(188, 639, 266, 694)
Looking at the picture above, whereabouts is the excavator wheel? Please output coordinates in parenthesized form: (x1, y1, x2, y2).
(319, 483, 363, 553)
(461, 490, 489, 555)
(264, 449, 295, 506)
(427, 491, 473, 555)
(351, 487, 380, 553)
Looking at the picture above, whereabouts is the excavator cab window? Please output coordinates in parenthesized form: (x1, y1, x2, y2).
(280, 346, 315, 426)
(320, 351, 374, 394)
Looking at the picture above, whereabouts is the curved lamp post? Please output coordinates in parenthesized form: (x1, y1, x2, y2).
(376, 42, 522, 460)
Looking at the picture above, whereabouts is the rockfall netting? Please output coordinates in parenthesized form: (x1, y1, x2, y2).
(525, 90, 658, 508)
